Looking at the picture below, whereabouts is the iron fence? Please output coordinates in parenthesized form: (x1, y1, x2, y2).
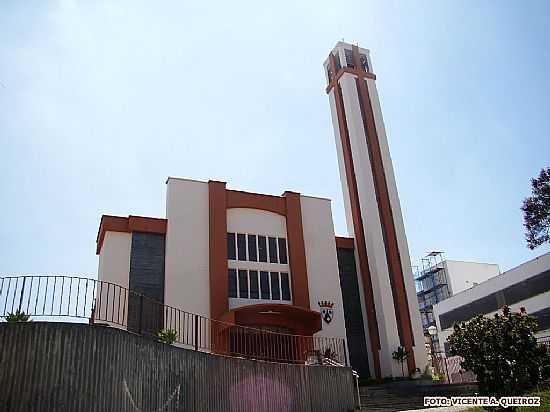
(0, 275, 347, 366)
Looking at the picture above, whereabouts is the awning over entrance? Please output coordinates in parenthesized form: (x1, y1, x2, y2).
(220, 303, 322, 336)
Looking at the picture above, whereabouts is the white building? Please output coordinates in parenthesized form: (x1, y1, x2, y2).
(96, 41, 427, 379)
(416, 253, 500, 351)
(433, 252, 550, 352)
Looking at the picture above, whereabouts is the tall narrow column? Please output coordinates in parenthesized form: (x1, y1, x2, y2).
(325, 42, 426, 378)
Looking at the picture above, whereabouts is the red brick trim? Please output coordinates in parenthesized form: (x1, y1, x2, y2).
(209, 181, 229, 320)
(353, 51, 416, 372)
(283, 191, 310, 309)
(226, 189, 286, 216)
(220, 303, 322, 336)
(330, 52, 382, 379)
(96, 215, 167, 255)
(335, 236, 355, 250)
(326, 67, 376, 94)
(208, 184, 311, 319)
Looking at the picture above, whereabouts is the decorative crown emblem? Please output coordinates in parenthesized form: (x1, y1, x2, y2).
(318, 301, 334, 309)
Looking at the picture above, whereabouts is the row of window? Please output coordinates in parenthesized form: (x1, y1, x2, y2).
(227, 233, 288, 264)
(228, 269, 291, 301)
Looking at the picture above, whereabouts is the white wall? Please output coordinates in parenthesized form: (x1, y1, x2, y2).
(97, 231, 131, 329)
(366, 77, 427, 374)
(445, 260, 500, 295)
(340, 72, 402, 377)
(164, 177, 210, 317)
(300, 195, 348, 344)
(434, 252, 550, 348)
(98, 231, 131, 287)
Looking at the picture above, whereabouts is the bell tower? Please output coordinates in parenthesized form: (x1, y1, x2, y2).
(324, 42, 426, 378)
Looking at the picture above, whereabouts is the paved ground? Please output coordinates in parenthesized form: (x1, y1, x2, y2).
(400, 407, 472, 412)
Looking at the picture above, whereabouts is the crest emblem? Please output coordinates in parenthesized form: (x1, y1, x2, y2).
(318, 301, 334, 324)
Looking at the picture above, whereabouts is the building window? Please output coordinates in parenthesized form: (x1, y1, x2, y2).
(227, 233, 236, 260)
(237, 234, 247, 261)
(344, 49, 354, 68)
(268, 237, 278, 263)
(238, 269, 248, 298)
(228, 268, 237, 298)
(247, 234, 257, 262)
(270, 272, 281, 300)
(229, 269, 291, 302)
(258, 235, 268, 262)
(260, 271, 270, 299)
(333, 52, 341, 71)
(281, 272, 291, 301)
(249, 270, 259, 299)
(278, 238, 287, 264)
(359, 53, 369, 72)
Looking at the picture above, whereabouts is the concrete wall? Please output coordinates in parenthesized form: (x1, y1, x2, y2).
(434, 252, 550, 348)
(165, 178, 210, 317)
(444, 260, 500, 295)
(97, 231, 132, 329)
(98, 231, 131, 288)
(365, 77, 427, 375)
(300, 195, 348, 343)
(0, 323, 357, 412)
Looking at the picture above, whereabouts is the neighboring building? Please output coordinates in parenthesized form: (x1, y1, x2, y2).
(96, 41, 427, 379)
(415, 252, 500, 351)
(433, 252, 550, 353)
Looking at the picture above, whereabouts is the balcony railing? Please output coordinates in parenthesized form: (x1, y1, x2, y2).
(0, 275, 347, 367)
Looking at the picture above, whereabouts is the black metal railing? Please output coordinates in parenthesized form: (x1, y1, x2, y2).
(0, 275, 347, 366)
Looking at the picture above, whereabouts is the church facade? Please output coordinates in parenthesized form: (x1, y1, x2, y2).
(96, 41, 427, 379)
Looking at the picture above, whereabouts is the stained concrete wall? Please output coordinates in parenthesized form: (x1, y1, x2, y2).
(0, 322, 357, 412)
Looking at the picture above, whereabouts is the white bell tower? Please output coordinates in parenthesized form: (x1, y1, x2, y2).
(324, 42, 426, 378)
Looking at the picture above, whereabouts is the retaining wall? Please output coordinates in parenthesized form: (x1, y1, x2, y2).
(0, 322, 357, 412)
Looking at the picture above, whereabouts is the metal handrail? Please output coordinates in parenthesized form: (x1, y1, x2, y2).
(0, 275, 348, 367)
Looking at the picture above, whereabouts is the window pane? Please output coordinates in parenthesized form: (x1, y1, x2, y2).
(237, 233, 247, 261)
(268, 237, 278, 263)
(238, 269, 248, 298)
(247, 234, 257, 262)
(258, 236, 267, 262)
(280, 272, 290, 301)
(278, 238, 287, 264)
(249, 270, 259, 299)
(270, 272, 280, 300)
(227, 233, 236, 260)
(228, 269, 237, 298)
(260, 271, 270, 299)
(344, 48, 354, 68)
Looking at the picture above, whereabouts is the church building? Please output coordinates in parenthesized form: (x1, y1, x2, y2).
(95, 41, 427, 379)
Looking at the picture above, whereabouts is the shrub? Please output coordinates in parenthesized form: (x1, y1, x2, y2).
(448, 306, 550, 404)
(392, 346, 410, 377)
(5, 310, 31, 322)
(157, 328, 177, 345)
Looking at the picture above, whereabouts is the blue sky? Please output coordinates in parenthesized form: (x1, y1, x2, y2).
(1, 0, 549, 278)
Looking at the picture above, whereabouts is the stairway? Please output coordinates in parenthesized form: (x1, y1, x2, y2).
(359, 380, 478, 412)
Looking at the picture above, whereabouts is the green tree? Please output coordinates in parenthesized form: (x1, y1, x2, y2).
(448, 306, 550, 407)
(392, 346, 410, 377)
(522, 167, 550, 249)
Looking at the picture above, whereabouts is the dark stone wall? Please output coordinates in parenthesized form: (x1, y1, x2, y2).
(0, 323, 357, 412)
(128, 232, 166, 334)
(336, 247, 370, 378)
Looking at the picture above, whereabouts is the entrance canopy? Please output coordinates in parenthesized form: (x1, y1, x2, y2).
(220, 303, 322, 336)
